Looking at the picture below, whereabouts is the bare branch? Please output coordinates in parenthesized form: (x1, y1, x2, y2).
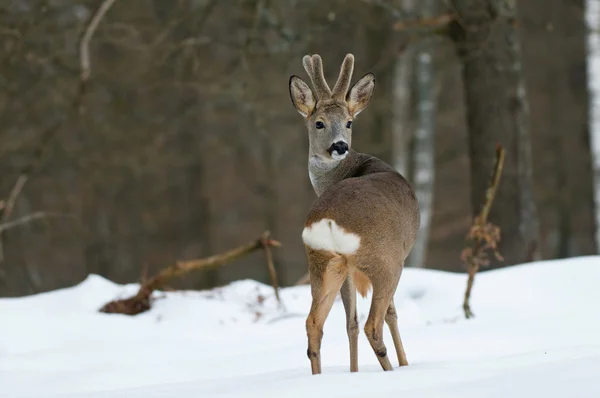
(0, 0, 117, 284)
(260, 231, 283, 309)
(462, 144, 506, 319)
(480, 145, 506, 224)
(0, 212, 75, 233)
(0, 175, 28, 262)
(1, 175, 28, 223)
(80, 0, 119, 84)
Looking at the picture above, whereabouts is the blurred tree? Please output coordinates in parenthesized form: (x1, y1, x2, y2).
(588, 0, 600, 249)
(449, 0, 541, 268)
(0, 0, 405, 296)
(519, 0, 598, 258)
(5, 0, 594, 296)
(391, 0, 415, 179)
(405, 0, 440, 268)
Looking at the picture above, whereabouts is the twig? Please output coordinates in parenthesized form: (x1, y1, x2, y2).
(479, 147, 505, 224)
(260, 231, 283, 309)
(0, 118, 62, 284)
(0, 212, 74, 233)
(0, 175, 28, 262)
(80, 0, 118, 85)
(99, 231, 282, 315)
(462, 144, 505, 319)
(1, 176, 28, 225)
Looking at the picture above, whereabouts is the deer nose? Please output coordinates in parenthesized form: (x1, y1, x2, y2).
(329, 141, 348, 157)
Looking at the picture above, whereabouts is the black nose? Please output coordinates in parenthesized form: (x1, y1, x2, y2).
(328, 141, 348, 155)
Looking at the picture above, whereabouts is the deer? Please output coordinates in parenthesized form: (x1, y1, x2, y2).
(288, 53, 420, 375)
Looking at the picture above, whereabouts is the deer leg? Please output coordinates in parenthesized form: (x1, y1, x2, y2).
(340, 275, 359, 372)
(306, 252, 347, 375)
(363, 266, 400, 371)
(385, 300, 408, 366)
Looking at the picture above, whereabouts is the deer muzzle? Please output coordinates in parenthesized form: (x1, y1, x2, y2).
(328, 141, 349, 160)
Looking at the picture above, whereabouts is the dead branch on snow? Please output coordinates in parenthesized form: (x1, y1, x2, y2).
(99, 231, 282, 316)
(461, 144, 505, 319)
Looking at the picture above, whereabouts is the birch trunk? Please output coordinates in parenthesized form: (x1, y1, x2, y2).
(391, 46, 415, 178)
(405, 0, 438, 268)
(586, 0, 600, 251)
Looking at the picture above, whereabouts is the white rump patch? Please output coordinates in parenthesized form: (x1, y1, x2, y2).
(302, 218, 361, 255)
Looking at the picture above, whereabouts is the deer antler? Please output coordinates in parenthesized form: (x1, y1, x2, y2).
(302, 54, 332, 99)
(332, 54, 355, 100)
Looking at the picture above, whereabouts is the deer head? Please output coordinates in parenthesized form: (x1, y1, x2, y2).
(289, 54, 375, 165)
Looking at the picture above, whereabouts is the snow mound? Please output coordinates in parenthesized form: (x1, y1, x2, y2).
(1, 257, 600, 398)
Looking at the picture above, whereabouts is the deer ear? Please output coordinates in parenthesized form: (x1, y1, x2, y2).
(346, 73, 375, 117)
(289, 75, 316, 117)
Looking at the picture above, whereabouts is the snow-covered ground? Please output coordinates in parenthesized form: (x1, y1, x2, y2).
(1, 257, 600, 398)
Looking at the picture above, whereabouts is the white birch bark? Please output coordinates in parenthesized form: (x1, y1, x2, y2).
(585, 0, 600, 251)
(392, 45, 415, 178)
(405, 0, 438, 268)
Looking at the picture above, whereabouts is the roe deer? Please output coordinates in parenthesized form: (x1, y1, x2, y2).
(289, 53, 420, 374)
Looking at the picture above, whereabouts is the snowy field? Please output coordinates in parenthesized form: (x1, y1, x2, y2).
(1, 257, 600, 398)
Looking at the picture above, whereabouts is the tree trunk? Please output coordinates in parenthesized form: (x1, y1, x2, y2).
(403, 0, 439, 268)
(586, 0, 600, 251)
(391, 46, 415, 178)
(449, 0, 540, 268)
(519, 0, 597, 258)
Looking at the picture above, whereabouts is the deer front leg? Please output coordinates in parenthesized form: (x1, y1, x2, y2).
(305, 251, 347, 375)
(340, 276, 359, 372)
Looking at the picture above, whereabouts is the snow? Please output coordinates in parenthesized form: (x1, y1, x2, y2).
(2, 257, 600, 398)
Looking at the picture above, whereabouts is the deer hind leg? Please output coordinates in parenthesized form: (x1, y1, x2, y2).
(385, 300, 408, 366)
(340, 275, 359, 372)
(363, 264, 401, 371)
(305, 250, 348, 375)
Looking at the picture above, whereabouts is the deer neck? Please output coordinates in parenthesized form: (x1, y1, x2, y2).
(308, 149, 360, 196)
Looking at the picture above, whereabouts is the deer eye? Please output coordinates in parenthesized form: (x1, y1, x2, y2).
(346, 121, 352, 128)
(316, 121, 325, 129)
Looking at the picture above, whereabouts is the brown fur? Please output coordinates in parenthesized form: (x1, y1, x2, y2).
(351, 268, 371, 298)
(319, 256, 369, 297)
(290, 53, 420, 375)
(302, 54, 331, 99)
(332, 54, 355, 100)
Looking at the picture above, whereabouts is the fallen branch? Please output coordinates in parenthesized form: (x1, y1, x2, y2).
(461, 144, 505, 319)
(99, 231, 282, 315)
